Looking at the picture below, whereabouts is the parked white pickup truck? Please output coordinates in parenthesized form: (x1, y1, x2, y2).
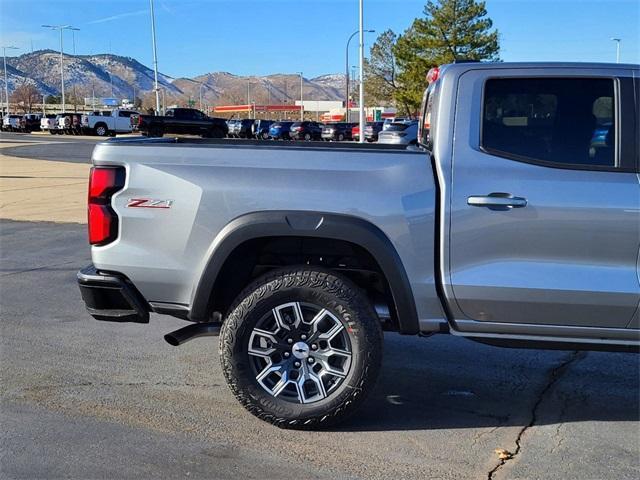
(81, 109, 140, 137)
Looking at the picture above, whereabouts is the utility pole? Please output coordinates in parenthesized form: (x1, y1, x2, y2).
(247, 79, 251, 118)
(42, 25, 78, 113)
(358, 0, 365, 142)
(611, 38, 621, 63)
(199, 83, 204, 111)
(297, 72, 303, 121)
(1, 45, 19, 114)
(149, 0, 161, 114)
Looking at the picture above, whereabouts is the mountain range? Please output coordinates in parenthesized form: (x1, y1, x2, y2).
(4, 50, 346, 106)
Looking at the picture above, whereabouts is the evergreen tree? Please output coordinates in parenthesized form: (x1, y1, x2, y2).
(394, 0, 500, 113)
(364, 30, 412, 113)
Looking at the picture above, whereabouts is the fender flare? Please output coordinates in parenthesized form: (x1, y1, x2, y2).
(189, 211, 420, 334)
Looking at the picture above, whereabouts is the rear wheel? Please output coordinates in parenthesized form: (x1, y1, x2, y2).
(304, 133, 311, 141)
(338, 133, 344, 141)
(220, 267, 383, 429)
(148, 125, 163, 137)
(94, 124, 108, 137)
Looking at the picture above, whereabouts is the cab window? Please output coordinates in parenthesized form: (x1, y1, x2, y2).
(482, 78, 616, 168)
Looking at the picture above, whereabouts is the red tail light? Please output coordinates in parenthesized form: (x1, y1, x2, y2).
(426, 67, 440, 83)
(88, 167, 125, 245)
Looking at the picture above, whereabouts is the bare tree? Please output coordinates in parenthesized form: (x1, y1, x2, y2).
(11, 82, 40, 113)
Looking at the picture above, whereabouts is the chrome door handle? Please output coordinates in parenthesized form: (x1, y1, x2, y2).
(467, 193, 527, 210)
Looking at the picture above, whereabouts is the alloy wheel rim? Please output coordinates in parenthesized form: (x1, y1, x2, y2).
(248, 301, 352, 404)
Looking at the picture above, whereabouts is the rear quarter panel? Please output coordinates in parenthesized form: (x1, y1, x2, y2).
(90, 143, 442, 326)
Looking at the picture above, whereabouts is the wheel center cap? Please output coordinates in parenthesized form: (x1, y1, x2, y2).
(292, 341, 310, 359)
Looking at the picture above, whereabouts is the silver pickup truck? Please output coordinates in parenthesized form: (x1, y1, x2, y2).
(78, 62, 640, 429)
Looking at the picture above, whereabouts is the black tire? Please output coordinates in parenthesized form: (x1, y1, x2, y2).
(94, 123, 109, 137)
(220, 267, 383, 430)
(304, 133, 311, 141)
(209, 126, 225, 139)
(148, 125, 164, 137)
(337, 133, 345, 141)
(261, 132, 269, 140)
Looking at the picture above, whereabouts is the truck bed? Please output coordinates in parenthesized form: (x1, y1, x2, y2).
(89, 135, 438, 326)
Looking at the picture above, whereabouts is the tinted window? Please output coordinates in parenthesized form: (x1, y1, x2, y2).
(482, 78, 616, 168)
(387, 123, 410, 131)
(118, 111, 133, 117)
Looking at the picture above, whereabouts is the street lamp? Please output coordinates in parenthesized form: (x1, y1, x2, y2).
(42, 25, 79, 113)
(149, 0, 161, 114)
(610, 38, 621, 63)
(346, 29, 374, 122)
(1, 45, 19, 115)
(296, 72, 303, 121)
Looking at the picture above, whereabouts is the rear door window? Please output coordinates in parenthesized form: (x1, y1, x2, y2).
(482, 78, 616, 169)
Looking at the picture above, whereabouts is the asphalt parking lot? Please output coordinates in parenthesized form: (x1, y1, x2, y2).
(1, 132, 639, 479)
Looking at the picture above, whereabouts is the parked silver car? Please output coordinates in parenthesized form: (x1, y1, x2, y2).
(377, 120, 418, 145)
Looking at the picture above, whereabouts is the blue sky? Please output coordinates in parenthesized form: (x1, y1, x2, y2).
(1, 0, 638, 78)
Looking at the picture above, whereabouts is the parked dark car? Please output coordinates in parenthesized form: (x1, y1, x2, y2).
(134, 108, 228, 138)
(321, 122, 355, 141)
(364, 121, 385, 142)
(252, 119, 273, 139)
(236, 119, 255, 139)
(289, 121, 324, 141)
(268, 121, 294, 140)
(20, 113, 42, 132)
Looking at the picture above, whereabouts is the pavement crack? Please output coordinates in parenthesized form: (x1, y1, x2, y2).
(486, 350, 586, 480)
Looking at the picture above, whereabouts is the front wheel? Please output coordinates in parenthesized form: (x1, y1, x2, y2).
(220, 267, 383, 429)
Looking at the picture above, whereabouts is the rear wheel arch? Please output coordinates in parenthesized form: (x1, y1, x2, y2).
(189, 211, 419, 334)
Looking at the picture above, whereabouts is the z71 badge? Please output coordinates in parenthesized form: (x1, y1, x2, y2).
(127, 198, 173, 209)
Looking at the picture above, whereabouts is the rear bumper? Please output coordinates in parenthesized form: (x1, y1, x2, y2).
(77, 265, 150, 323)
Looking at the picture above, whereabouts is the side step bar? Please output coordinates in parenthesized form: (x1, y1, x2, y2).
(164, 322, 222, 346)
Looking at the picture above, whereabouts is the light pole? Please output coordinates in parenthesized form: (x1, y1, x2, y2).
(149, 0, 161, 114)
(71, 28, 79, 55)
(358, 0, 365, 143)
(346, 29, 374, 122)
(610, 38, 621, 63)
(199, 82, 204, 111)
(1, 45, 19, 115)
(297, 72, 303, 121)
(247, 79, 252, 118)
(42, 25, 78, 113)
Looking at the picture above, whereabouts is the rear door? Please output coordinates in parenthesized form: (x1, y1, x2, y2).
(116, 111, 133, 132)
(448, 68, 639, 329)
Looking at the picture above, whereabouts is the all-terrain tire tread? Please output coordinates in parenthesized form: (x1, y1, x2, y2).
(219, 266, 382, 430)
